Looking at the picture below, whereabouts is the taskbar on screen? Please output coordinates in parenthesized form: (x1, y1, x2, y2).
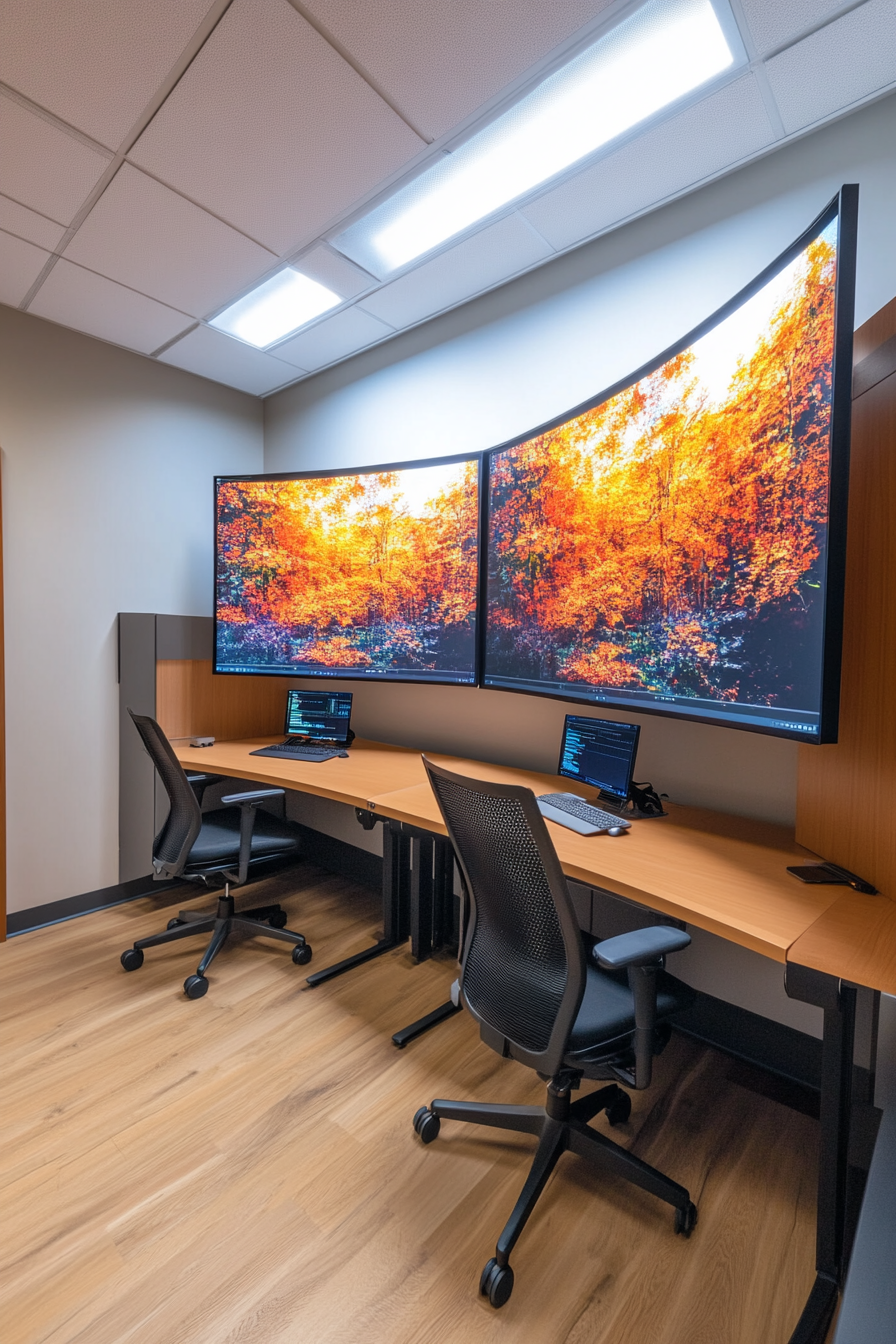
(483, 674, 820, 739)
(216, 663, 475, 684)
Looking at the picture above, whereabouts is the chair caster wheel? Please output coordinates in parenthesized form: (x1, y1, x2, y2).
(292, 944, 312, 965)
(166, 918, 183, 930)
(184, 974, 209, 999)
(606, 1091, 632, 1126)
(674, 1201, 698, 1237)
(480, 1257, 514, 1307)
(413, 1106, 440, 1144)
(120, 948, 144, 971)
(269, 910, 288, 928)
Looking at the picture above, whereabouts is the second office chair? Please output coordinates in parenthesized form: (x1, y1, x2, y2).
(413, 757, 697, 1307)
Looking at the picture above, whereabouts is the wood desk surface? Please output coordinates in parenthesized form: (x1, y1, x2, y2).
(173, 737, 428, 811)
(786, 890, 896, 994)
(368, 767, 836, 964)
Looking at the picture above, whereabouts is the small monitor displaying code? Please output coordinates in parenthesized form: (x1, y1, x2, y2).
(285, 690, 353, 741)
(558, 715, 640, 802)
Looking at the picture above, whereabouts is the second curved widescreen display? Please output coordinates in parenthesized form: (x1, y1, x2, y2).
(483, 191, 854, 742)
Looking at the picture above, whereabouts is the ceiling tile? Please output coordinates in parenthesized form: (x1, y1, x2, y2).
(272, 305, 394, 370)
(63, 165, 276, 318)
(0, 0, 216, 148)
(739, 0, 854, 56)
(303, 0, 618, 141)
(294, 244, 375, 299)
(0, 194, 65, 251)
(764, 0, 896, 135)
(158, 324, 301, 396)
(0, 92, 111, 225)
(28, 259, 194, 355)
(358, 213, 553, 330)
(521, 75, 776, 253)
(129, 0, 424, 257)
(0, 229, 50, 306)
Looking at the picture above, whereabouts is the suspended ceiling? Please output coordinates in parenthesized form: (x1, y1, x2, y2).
(1, 0, 894, 398)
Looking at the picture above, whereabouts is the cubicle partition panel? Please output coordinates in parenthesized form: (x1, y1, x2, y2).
(118, 613, 293, 882)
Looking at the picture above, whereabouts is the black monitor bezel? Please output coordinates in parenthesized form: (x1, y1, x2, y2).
(214, 450, 484, 686)
(284, 688, 354, 740)
(479, 185, 858, 745)
(557, 713, 641, 801)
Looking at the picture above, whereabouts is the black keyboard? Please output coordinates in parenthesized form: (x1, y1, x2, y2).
(250, 742, 348, 761)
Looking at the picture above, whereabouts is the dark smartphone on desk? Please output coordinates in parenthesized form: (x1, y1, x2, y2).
(787, 863, 877, 894)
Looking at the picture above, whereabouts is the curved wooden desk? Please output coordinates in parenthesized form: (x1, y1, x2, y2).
(173, 735, 892, 1344)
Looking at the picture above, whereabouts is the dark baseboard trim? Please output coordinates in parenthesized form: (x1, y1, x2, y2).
(7, 874, 188, 936)
(675, 989, 823, 1092)
(292, 823, 383, 891)
(6, 830, 383, 937)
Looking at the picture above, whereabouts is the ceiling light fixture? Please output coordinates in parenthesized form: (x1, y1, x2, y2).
(210, 268, 341, 348)
(333, 0, 735, 278)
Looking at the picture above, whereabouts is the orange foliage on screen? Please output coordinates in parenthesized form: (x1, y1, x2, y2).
(487, 229, 837, 708)
(217, 460, 479, 675)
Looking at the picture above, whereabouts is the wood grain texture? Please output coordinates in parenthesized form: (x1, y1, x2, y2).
(852, 292, 896, 364)
(369, 775, 831, 962)
(796, 369, 896, 898)
(156, 660, 289, 740)
(787, 890, 896, 993)
(174, 736, 429, 810)
(0, 864, 819, 1344)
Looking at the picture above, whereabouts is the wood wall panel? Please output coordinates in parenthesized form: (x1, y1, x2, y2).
(155, 660, 288, 741)
(852, 293, 896, 363)
(796, 304, 896, 899)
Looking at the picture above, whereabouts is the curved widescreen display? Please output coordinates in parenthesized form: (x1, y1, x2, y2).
(483, 188, 857, 742)
(215, 455, 480, 683)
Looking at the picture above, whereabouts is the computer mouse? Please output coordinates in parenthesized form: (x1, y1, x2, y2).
(606, 826, 626, 837)
(337, 750, 349, 758)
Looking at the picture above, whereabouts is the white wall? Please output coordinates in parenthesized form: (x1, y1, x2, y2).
(264, 92, 896, 831)
(0, 307, 263, 913)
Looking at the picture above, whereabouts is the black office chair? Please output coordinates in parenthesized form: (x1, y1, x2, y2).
(120, 709, 312, 998)
(412, 758, 698, 1307)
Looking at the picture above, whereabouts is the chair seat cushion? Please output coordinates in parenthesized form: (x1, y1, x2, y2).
(565, 960, 694, 1056)
(184, 806, 299, 868)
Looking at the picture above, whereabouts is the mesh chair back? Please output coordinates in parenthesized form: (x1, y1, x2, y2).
(424, 757, 586, 1078)
(128, 709, 202, 878)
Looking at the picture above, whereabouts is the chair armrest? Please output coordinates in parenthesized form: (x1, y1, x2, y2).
(594, 926, 691, 1090)
(593, 926, 691, 970)
(220, 788, 286, 885)
(221, 787, 285, 807)
(185, 772, 225, 806)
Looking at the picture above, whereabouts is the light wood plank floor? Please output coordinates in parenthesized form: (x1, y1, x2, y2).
(1, 863, 821, 1344)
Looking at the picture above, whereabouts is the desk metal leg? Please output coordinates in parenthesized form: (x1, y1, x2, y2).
(306, 819, 410, 987)
(393, 840, 464, 1048)
(785, 963, 857, 1344)
(410, 833, 435, 962)
(392, 998, 463, 1049)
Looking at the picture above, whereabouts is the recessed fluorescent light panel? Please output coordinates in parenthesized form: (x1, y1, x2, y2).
(334, 0, 735, 278)
(210, 268, 341, 348)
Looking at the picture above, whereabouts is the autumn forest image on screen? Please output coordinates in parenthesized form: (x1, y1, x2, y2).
(216, 459, 479, 679)
(486, 221, 838, 713)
